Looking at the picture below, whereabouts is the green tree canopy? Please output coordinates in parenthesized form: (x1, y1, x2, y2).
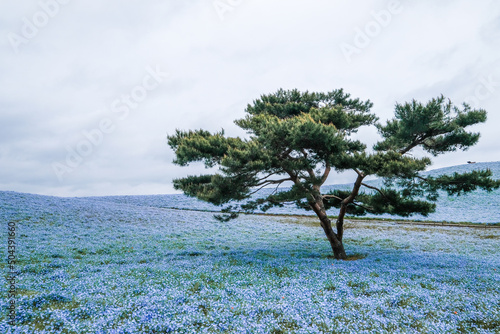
(167, 89, 499, 259)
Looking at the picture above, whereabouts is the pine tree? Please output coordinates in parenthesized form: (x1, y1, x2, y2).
(167, 89, 500, 259)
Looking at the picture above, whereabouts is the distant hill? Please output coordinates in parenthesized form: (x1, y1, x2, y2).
(323, 161, 500, 190)
(426, 161, 500, 178)
(1, 162, 499, 224)
(65, 161, 500, 224)
(324, 161, 500, 223)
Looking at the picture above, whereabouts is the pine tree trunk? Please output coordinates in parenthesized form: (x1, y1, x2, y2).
(331, 240, 347, 260)
(322, 220, 347, 260)
(310, 199, 347, 260)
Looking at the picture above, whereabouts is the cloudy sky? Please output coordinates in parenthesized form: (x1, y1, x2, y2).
(1, 0, 499, 197)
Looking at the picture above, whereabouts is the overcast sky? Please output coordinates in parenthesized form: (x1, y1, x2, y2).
(1, 0, 499, 197)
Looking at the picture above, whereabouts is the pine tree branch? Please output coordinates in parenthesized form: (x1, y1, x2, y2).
(351, 201, 373, 212)
(284, 167, 312, 196)
(343, 174, 365, 205)
(361, 182, 389, 200)
(279, 148, 293, 160)
(285, 149, 316, 180)
(255, 172, 279, 183)
(320, 163, 331, 185)
(322, 194, 344, 201)
(254, 178, 293, 187)
(271, 182, 283, 196)
(248, 183, 275, 197)
(250, 178, 292, 197)
(398, 133, 434, 155)
(301, 149, 316, 180)
(399, 141, 420, 155)
(232, 170, 259, 181)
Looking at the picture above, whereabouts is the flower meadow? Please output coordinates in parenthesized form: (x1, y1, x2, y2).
(1, 190, 499, 333)
(86, 161, 500, 224)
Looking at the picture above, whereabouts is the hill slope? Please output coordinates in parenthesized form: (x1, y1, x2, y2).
(80, 161, 500, 224)
(1, 162, 499, 224)
(0, 174, 499, 332)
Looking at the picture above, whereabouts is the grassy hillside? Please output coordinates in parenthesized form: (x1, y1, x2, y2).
(1, 190, 499, 333)
(80, 161, 500, 224)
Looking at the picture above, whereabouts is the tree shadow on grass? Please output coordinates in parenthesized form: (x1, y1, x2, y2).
(325, 253, 368, 261)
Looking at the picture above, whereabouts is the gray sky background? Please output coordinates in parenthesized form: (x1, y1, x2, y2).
(1, 0, 499, 197)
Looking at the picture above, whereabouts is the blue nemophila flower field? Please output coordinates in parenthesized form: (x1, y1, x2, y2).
(1, 191, 499, 333)
(85, 161, 500, 224)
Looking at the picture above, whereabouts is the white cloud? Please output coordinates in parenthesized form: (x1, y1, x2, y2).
(0, 0, 499, 196)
